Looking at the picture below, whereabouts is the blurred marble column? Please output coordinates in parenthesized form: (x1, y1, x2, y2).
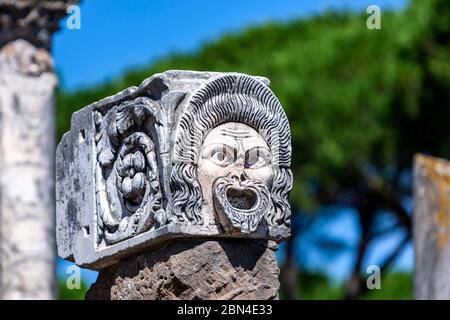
(414, 154, 450, 300)
(0, 0, 78, 299)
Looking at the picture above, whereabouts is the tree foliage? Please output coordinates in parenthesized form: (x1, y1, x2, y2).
(57, 0, 449, 208)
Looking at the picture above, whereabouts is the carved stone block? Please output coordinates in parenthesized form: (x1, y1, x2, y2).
(56, 70, 292, 269)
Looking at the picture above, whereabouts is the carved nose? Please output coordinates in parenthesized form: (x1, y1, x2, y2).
(230, 172, 248, 182)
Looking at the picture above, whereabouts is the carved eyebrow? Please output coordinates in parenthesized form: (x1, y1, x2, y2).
(201, 143, 236, 156)
(245, 146, 271, 154)
(220, 128, 251, 138)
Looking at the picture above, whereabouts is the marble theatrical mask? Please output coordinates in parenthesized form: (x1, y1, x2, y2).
(198, 123, 274, 234)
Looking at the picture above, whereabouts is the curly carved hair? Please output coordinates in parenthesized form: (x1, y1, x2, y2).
(170, 74, 292, 227)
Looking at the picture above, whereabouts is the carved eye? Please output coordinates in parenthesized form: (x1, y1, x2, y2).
(245, 147, 271, 169)
(203, 144, 234, 167)
(213, 151, 226, 162)
(210, 149, 233, 167)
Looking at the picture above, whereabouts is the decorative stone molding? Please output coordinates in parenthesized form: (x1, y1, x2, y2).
(56, 70, 292, 270)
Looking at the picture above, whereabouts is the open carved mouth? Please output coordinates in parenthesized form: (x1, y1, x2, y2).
(226, 187, 258, 210)
(213, 175, 271, 234)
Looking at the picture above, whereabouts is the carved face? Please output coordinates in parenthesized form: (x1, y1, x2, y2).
(197, 122, 273, 233)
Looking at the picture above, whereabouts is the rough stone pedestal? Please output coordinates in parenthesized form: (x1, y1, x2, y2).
(86, 239, 279, 300)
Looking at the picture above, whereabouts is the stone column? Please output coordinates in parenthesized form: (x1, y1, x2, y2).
(0, 0, 77, 299)
(56, 71, 293, 300)
(414, 154, 450, 300)
(86, 239, 280, 300)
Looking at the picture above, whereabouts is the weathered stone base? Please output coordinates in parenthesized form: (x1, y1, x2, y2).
(86, 239, 280, 300)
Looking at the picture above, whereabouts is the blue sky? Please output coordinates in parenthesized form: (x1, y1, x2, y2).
(53, 0, 408, 90)
(289, 206, 413, 283)
(54, 0, 411, 289)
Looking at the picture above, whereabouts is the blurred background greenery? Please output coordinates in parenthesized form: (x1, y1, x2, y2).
(55, 0, 449, 299)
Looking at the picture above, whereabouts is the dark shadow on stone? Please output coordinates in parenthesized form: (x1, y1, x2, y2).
(217, 238, 268, 270)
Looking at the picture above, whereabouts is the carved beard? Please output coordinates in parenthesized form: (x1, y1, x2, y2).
(212, 174, 272, 234)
